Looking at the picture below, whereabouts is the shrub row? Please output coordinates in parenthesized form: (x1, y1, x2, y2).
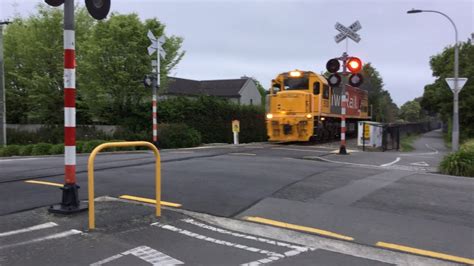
(157, 96, 266, 143)
(6, 96, 264, 147)
(439, 139, 474, 177)
(0, 123, 202, 157)
(7, 126, 112, 145)
(0, 140, 134, 157)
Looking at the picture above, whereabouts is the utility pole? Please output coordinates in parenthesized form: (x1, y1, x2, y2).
(0, 21, 10, 147)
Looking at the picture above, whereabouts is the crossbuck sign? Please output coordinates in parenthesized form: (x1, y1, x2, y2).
(147, 30, 166, 58)
(335, 21, 362, 43)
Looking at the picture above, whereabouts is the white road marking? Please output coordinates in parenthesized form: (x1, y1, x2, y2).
(380, 157, 401, 167)
(0, 230, 83, 250)
(229, 153, 256, 156)
(410, 161, 430, 167)
(0, 158, 40, 163)
(305, 156, 380, 168)
(304, 156, 434, 172)
(196, 211, 452, 265)
(181, 218, 309, 251)
(91, 246, 183, 266)
(0, 222, 58, 237)
(153, 220, 314, 265)
(153, 222, 286, 265)
(272, 147, 328, 153)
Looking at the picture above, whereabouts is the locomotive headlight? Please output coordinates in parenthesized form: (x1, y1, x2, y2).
(289, 71, 302, 77)
(266, 113, 273, 119)
(306, 114, 312, 119)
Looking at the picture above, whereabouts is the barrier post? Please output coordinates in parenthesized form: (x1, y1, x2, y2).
(88, 141, 161, 230)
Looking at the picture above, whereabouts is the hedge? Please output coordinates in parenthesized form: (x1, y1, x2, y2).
(6, 125, 114, 145)
(4, 96, 266, 147)
(157, 96, 266, 143)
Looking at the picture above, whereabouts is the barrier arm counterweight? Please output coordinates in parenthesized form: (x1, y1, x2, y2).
(88, 141, 161, 230)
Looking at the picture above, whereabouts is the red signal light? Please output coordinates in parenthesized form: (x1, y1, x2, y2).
(346, 57, 362, 73)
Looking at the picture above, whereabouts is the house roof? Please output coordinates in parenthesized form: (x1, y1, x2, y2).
(166, 77, 249, 97)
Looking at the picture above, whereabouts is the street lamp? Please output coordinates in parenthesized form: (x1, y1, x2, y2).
(407, 9, 460, 152)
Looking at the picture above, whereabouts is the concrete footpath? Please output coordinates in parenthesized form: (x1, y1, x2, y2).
(0, 197, 455, 266)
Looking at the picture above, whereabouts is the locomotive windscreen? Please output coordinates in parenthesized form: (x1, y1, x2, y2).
(284, 78, 309, 90)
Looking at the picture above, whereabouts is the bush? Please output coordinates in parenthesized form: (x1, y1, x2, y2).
(108, 140, 137, 151)
(7, 125, 115, 145)
(158, 123, 201, 149)
(20, 145, 35, 156)
(50, 144, 64, 155)
(112, 129, 150, 142)
(0, 145, 22, 156)
(31, 143, 53, 156)
(82, 140, 106, 153)
(76, 141, 85, 153)
(461, 139, 474, 151)
(439, 140, 474, 177)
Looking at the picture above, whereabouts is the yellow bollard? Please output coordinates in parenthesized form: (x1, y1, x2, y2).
(88, 141, 161, 230)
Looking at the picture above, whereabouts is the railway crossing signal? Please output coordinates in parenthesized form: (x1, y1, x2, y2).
(147, 30, 166, 145)
(346, 57, 362, 73)
(326, 58, 342, 87)
(326, 58, 340, 73)
(44, 0, 111, 215)
(331, 20, 363, 155)
(327, 74, 342, 87)
(45, 0, 111, 20)
(348, 73, 363, 87)
(325, 55, 364, 87)
(334, 21, 362, 43)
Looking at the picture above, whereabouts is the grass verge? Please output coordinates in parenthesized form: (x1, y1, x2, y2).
(400, 134, 419, 152)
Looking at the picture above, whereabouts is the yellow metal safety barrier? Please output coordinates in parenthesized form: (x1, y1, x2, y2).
(88, 141, 161, 230)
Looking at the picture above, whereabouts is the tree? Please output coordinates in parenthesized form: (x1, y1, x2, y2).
(399, 100, 422, 122)
(4, 5, 93, 124)
(359, 63, 399, 122)
(4, 5, 185, 132)
(79, 13, 185, 130)
(420, 40, 473, 139)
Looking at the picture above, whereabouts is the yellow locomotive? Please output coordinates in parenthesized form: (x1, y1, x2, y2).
(266, 70, 370, 142)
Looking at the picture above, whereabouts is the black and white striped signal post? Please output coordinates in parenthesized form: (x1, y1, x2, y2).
(326, 21, 364, 155)
(45, 0, 110, 214)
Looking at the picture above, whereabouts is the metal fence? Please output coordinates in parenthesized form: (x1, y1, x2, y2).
(362, 120, 441, 152)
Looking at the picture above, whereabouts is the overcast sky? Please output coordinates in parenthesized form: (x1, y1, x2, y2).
(1, 0, 473, 106)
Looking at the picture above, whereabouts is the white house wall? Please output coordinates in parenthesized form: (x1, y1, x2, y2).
(239, 80, 261, 105)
